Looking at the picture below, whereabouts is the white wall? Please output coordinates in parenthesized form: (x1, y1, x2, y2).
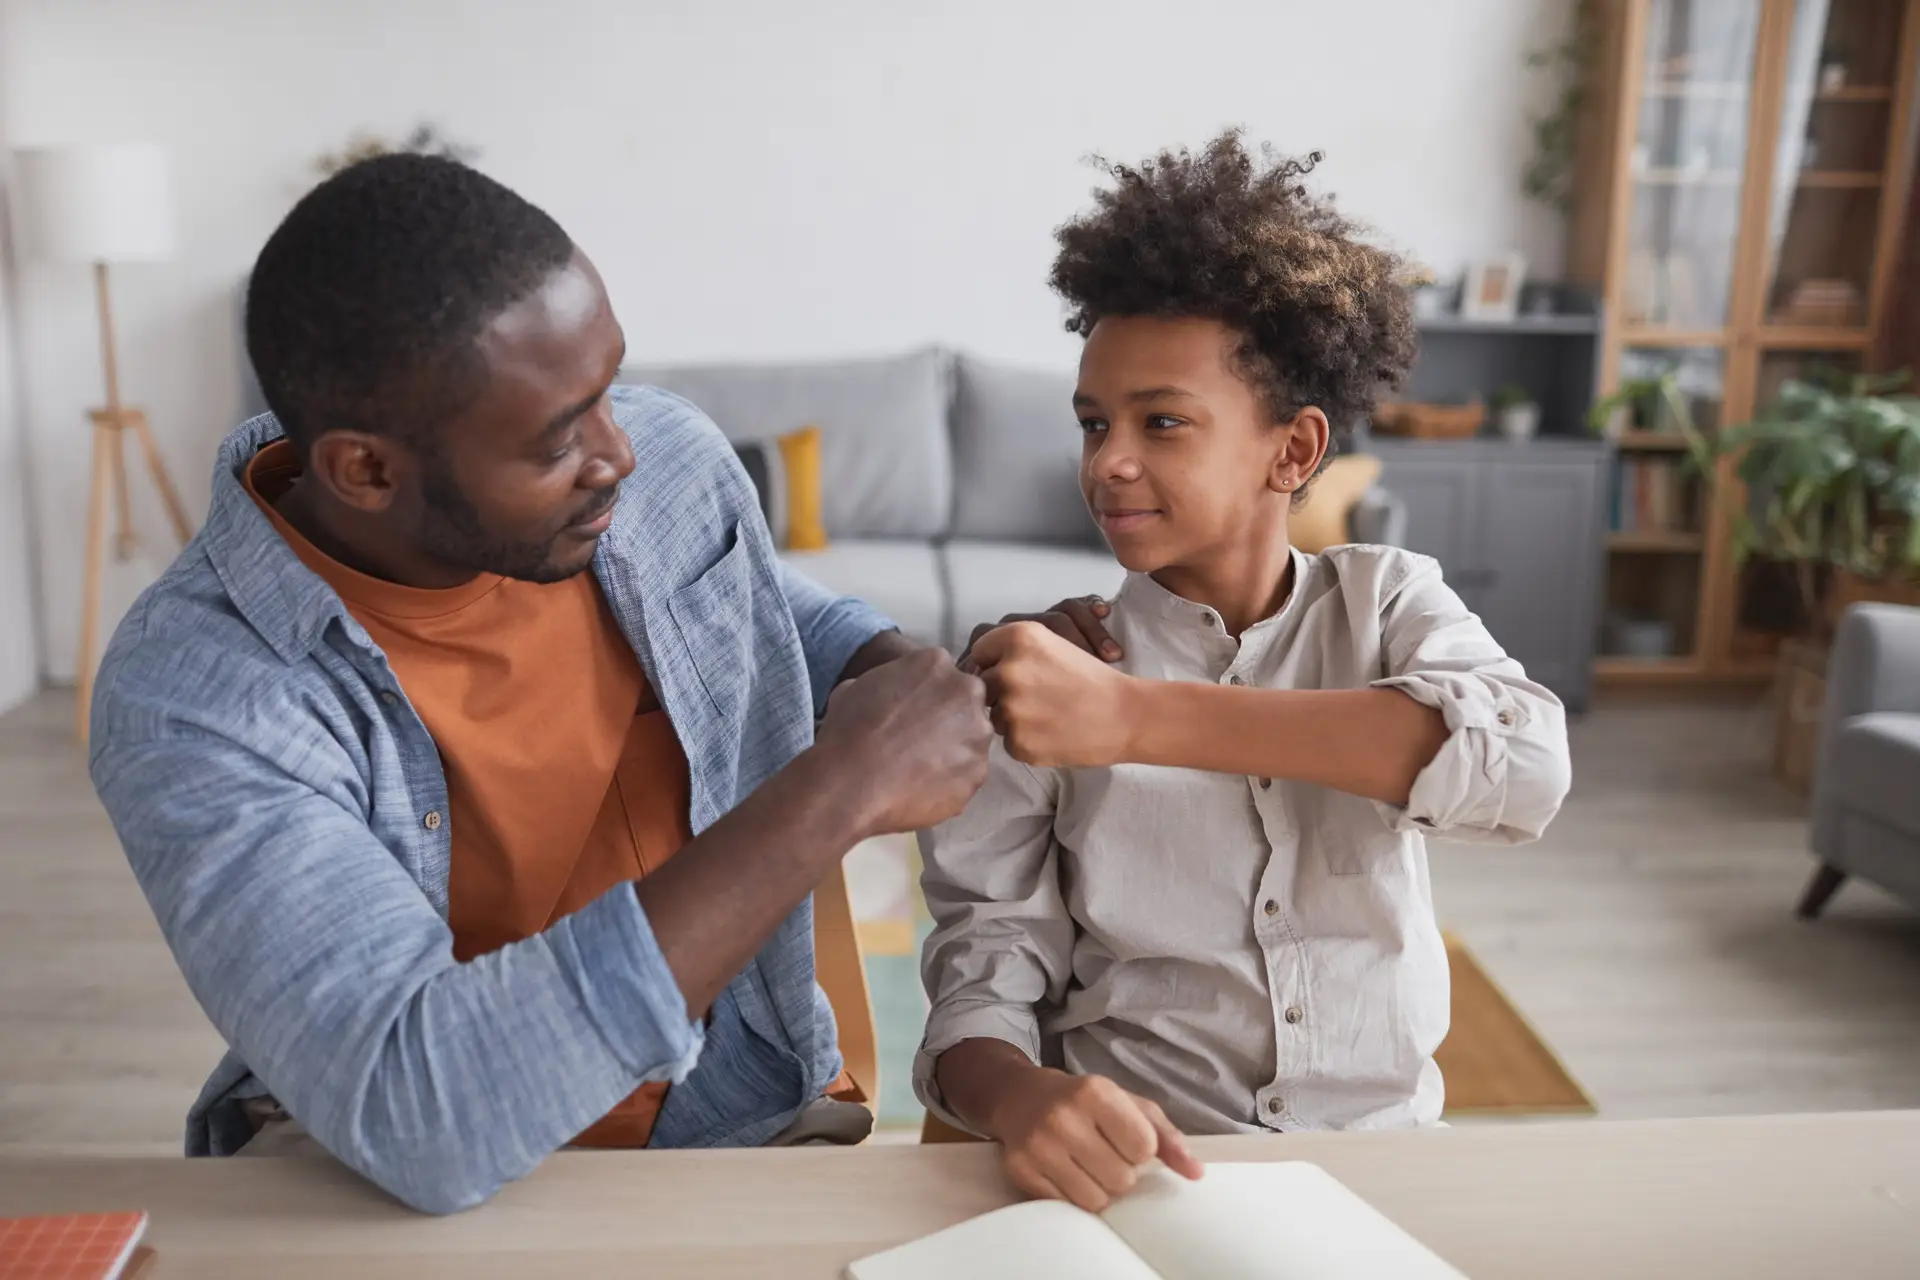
(3, 0, 1569, 681)
(0, 2, 46, 711)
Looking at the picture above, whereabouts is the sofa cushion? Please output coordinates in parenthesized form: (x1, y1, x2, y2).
(950, 355, 1101, 548)
(626, 348, 953, 540)
(779, 541, 945, 648)
(1831, 712, 1920, 837)
(943, 541, 1126, 652)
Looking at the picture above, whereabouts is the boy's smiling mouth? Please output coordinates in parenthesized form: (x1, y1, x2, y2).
(1096, 507, 1163, 534)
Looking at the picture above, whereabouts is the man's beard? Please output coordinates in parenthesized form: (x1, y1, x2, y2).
(414, 459, 596, 585)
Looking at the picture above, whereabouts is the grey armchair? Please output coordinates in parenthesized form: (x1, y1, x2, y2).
(1799, 602, 1920, 918)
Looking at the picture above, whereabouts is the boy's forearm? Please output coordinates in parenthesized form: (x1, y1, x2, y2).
(934, 1037, 1049, 1136)
(1121, 681, 1448, 806)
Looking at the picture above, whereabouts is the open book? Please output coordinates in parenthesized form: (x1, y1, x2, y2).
(846, 1162, 1465, 1280)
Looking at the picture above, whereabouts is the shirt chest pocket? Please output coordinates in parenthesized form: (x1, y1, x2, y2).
(1315, 793, 1408, 877)
(1326, 829, 1409, 876)
(666, 526, 757, 725)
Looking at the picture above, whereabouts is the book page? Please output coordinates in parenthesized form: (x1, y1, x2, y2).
(844, 1198, 1163, 1280)
(1101, 1162, 1467, 1280)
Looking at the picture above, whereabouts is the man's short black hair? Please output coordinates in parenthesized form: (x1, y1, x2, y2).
(245, 153, 575, 453)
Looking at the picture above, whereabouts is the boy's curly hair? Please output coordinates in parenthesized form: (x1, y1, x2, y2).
(1049, 130, 1417, 455)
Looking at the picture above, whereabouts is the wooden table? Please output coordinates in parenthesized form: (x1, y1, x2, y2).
(3, 1112, 1916, 1277)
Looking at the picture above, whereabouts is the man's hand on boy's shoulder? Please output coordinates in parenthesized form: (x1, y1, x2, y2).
(958, 596, 1122, 673)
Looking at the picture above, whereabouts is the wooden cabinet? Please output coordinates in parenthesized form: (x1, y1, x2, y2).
(1373, 440, 1610, 712)
(1570, 0, 1920, 685)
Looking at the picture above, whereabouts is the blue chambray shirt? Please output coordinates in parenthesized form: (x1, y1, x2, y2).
(88, 385, 895, 1214)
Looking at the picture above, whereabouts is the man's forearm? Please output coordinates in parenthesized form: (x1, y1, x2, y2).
(934, 1037, 1048, 1135)
(837, 628, 921, 684)
(1122, 682, 1447, 806)
(635, 742, 873, 1014)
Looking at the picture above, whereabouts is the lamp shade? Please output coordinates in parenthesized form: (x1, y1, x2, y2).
(13, 145, 175, 263)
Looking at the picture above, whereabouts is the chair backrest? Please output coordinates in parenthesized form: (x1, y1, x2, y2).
(812, 861, 878, 1113)
(919, 1110, 985, 1144)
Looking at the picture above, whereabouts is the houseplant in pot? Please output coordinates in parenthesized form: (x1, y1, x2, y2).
(1587, 369, 1703, 443)
(1703, 368, 1920, 789)
(1491, 383, 1541, 441)
(1711, 369, 1920, 643)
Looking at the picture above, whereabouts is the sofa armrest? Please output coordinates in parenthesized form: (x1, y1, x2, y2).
(1812, 603, 1920, 851)
(1824, 603, 1920, 723)
(1347, 486, 1407, 548)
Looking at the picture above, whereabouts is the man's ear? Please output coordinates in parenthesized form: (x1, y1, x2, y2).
(1268, 406, 1330, 495)
(306, 432, 409, 515)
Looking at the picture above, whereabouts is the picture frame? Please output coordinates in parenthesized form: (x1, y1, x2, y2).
(1461, 253, 1528, 322)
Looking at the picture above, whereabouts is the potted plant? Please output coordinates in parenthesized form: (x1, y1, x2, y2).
(1490, 384, 1541, 441)
(1696, 368, 1920, 792)
(1402, 265, 1449, 321)
(1710, 369, 1920, 642)
(314, 123, 478, 178)
(1586, 370, 1704, 444)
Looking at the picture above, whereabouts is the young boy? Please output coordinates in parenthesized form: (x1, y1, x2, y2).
(915, 133, 1572, 1212)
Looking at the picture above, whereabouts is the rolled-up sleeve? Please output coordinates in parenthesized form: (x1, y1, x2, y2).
(913, 742, 1073, 1134)
(1370, 560, 1571, 843)
(776, 560, 896, 716)
(93, 723, 702, 1215)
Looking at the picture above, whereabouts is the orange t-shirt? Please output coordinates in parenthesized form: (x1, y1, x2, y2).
(244, 441, 684, 1146)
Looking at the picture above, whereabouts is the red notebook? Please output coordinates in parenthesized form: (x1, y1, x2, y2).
(0, 1213, 151, 1280)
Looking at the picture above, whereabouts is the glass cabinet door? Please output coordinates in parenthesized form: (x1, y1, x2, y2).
(1761, 0, 1907, 327)
(1623, 0, 1765, 329)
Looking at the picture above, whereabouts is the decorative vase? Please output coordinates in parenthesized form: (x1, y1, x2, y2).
(1497, 403, 1541, 441)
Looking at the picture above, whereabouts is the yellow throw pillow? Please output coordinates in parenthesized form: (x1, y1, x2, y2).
(776, 425, 829, 552)
(1290, 454, 1383, 554)
(731, 425, 829, 551)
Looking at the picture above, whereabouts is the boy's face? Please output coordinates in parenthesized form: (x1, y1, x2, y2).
(1074, 315, 1324, 574)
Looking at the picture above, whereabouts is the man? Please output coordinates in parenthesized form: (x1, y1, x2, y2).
(88, 155, 993, 1214)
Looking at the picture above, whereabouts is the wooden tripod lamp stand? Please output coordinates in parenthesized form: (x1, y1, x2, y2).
(17, 145, 192, 742)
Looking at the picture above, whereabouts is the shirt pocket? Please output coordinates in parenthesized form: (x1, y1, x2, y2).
(666, 524, 756, 725)
(1324, 813, 1409, 877)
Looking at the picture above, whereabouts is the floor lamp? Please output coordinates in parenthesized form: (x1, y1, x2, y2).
(16, 145, 193, 742)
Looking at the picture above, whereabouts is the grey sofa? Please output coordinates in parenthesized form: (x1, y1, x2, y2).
(624, 347, 1405, 651)
(1800, 602, 1920, 919)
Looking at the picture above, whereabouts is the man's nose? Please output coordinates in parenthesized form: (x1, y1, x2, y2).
(583, 407, 636, 487)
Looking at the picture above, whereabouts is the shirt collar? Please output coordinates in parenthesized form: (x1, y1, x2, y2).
(1114, 546, 1310, 643)
(200, 413, 358, 666)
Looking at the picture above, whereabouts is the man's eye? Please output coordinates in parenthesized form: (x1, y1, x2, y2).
(1078, 417, 1108, 434)
(1146, 415, 1185, 430)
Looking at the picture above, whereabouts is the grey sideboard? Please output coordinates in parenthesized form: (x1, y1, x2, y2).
(1369, 437, 1610, 713)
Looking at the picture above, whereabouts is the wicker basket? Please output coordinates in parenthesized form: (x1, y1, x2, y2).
(1372, 400, 1486, 440)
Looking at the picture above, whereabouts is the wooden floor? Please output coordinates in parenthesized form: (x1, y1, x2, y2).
(2, 690, 1917, 1154)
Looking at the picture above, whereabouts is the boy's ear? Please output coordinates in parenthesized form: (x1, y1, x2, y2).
(1268, 406, 1330, 495)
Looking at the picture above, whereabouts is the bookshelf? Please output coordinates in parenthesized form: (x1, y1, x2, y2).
(1569, 0, 1920, 683)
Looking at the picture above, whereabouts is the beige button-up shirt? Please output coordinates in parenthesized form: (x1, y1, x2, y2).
(914, 545, 1571, 1136)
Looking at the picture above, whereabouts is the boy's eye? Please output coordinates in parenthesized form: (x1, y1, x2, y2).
(1078, 417, 1108, 434)
(1146, 414, 1185, 430)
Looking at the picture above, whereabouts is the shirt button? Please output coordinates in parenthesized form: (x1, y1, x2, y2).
(1284, 1006, 1304, 1025)
(1497, 708, 1516, 727)
(1263, 899, 1279, 917)
(1260, 777, 1272, 791)
(1227, 673, 1243, 686)
(380, 691, 398, 706)
(423, 810, 443, 831)
(1267, 1097, 1283, 1115)
(1201, 611, 1217, 628)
